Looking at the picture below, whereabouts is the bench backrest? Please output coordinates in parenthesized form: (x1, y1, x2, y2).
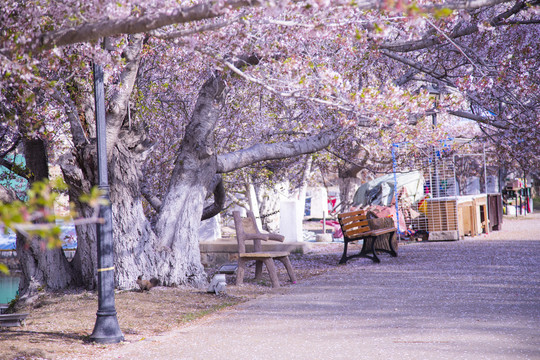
(232, 210, 262, 253)
(337, 210, 371, 239)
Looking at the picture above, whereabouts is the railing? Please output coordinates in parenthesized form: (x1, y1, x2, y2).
(0, 249, 16, 258)
(0, 248, 77, 259)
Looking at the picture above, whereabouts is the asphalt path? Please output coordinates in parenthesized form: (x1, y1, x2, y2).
(102, 215, 540, 360)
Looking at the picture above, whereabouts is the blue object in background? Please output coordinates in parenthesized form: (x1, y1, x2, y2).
(0, 225, 77, 250)
(0, 276, 19, 304)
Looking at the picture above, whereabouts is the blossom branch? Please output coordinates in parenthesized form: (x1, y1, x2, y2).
(36, 0, 262, 50)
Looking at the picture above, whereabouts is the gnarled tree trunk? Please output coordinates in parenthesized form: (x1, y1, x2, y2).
(17, 136, 78, 299)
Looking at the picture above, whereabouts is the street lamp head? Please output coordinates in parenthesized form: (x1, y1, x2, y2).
(427, 83, 441, 95)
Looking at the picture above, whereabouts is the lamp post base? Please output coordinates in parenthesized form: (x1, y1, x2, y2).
(89, 311, 124, 344)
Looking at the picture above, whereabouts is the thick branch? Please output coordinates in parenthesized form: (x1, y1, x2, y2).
(490, 0, 540, 25)
(380, 23, 478, 52)
(381, 0, 538, 53)
(51, 89, 88, 147)
(448, 110, 510, 129)
(0, 132, 21, 158)
(106, 34, 145, 153)
(216, 129, 340, 173)
(201, 175, 226, 220)
(35, 0, 514, 51)
(141, 182, 162, 212)
(179, 73, 225, 162)
(0, 157, 30, 180)
(380, 49, 454, 87)
(37, 0, 261, 50)
(494, 19, 540, 25)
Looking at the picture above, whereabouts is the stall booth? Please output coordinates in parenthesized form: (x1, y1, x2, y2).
(390, 139, 502, 241)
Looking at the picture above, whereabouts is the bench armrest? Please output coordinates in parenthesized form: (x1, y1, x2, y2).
(370, 228, 397, 236)
(266, 233, 285, 242)
(244, 233, 285, 242)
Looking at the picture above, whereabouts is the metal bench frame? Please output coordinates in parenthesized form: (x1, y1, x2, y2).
(338, 210, 398, 264)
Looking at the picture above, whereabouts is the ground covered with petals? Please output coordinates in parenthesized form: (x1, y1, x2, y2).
(1, 212, 538, 360)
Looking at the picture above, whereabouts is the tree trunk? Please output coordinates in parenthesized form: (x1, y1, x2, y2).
(337, 165, 363, 212)
(297, 155, 313, 216)
(337, 176, 362, 212)
(108, 136, 157, 289)
(61, 143, 99, 290)
(17, 136, 78, 299)
(256, 183, 285, 233)
(153, 159, 214, 287)
(16, 237, 77, 296)
(152, 75, 225, 287)
(62, 127, 157, 290)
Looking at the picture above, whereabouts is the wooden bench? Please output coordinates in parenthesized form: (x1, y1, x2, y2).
(233, 211, 297, 288)
(0, 313, 29, 327)
(337, 210, 398, 264)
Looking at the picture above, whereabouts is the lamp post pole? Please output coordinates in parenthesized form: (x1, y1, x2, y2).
(89, 63, 124, 344)
(429, 85, 441, 198)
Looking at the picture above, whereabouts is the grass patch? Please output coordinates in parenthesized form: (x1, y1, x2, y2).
(181, 301, 240, 323)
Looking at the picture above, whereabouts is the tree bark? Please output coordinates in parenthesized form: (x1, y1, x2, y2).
(16, 135, 78, 299)
(153, 75, 225, 287)
(108, 132, 157, 289)
(60, 144, 98, 289)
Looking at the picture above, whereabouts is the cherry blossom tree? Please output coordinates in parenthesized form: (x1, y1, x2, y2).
(1, 0, 536, 295)
(379, 1, 540, 169)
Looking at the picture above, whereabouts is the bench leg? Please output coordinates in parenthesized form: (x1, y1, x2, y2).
(278, 256, 297, 284)
(254, 260, 264, 280)
(236, 258, 246, 285)
(339, 240, 350, 264)
(341, 237, 386, 264)
(366, 236, 380, 263)
(388, 232, 398, 257)
(263, 258, 280, 288)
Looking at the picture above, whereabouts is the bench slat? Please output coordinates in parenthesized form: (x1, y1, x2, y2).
(337, 210, 365, 218)
(340, 215, 368, 225)
(338, 212, 367, 221)
(345, 227, 372, 238)
(341, 219, 369, 231)
(239, 252, 290, 258)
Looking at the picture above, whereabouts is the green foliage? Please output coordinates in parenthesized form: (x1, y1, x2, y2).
(79, 186, 109, 208)
(0, 263, 9, 275)
(433, 8, 454, 19)
(0, 178, 106, 252)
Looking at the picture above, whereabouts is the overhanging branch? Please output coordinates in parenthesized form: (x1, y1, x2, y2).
(37, 0, 262, 50)
(448, 110, 510, 129)
(34, 0, 516, 51)
(217, 129, 341, 173)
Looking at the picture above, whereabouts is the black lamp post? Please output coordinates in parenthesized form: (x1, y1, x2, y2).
(428, 84, 441, 198)
(89, 63, 124, 344)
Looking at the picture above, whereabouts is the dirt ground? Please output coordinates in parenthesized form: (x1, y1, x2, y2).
(0, 241, 344, 360)
(1, 212, 539, 360)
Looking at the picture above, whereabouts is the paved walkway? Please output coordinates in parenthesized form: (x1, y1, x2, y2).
(103, 215, 540, 360)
